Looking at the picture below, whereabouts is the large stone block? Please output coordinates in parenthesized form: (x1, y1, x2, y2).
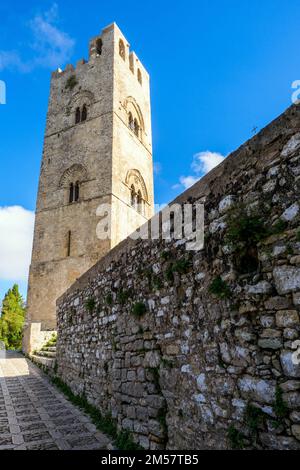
(238, 376, 276, 404)
(273, 266, 300, 295)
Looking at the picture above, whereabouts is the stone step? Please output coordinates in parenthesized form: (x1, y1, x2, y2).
(35, 351, 56, 358)
(31, 355, 56, 370)
(41, 346, 56, 352)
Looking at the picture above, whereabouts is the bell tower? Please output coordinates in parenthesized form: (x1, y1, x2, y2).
(23, 23, 154, 353)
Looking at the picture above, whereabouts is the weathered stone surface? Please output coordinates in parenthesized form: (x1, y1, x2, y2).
(276, 310, 299, 328)
(55, 104, 300, 450)
(265, 296, 291, 310)
(290, 411, 300, 423)
(238, 376, 276, 404)
(273, 266, 300, 295)
(245, 282, 273, 295)
(281, 203, 299, 222)
(258, 338, 283, 350)
(281, 133, 300, 157)
(280, 380, 300, 392)
(280, 351, 300, 378)
(218, 195, 236, 214)
(291, 425, 300, 441)
(259, 433, 300, 450)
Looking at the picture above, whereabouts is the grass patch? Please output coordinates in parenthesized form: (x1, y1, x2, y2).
(117, 289, 132, 305)
(165, 257, 191, 283)
(274, 386, 288, 419)
(209, 276, 231, 299)
(85, 297, 96, 313)
(51, 376, 141, 450)
(226, 210, 268, 245)
(165, 265, 174, 282)
(227, 425, 245, 450)
(172, 259, 191, 274)
(44, 333, 57, 348)
(296, 229, 300, 242)
(161, 251, 171, 261)
(65, 75, 78, 90)
(132, 302, 147, 318)
(270, 219, 288, 235)
(245, 404, 265, 435)
(105, 294, 113, 306)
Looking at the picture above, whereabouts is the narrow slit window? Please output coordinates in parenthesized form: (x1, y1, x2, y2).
(69, 183, 74, 203)
(96, 38, 103, 55)
(67, 231, 72, 257)
(81, 105, 87, 122)
(74, 181, 80, 202)
(75, 107, 81, 124)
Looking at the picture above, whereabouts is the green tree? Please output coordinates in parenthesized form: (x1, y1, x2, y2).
(0, 285, 25, 350)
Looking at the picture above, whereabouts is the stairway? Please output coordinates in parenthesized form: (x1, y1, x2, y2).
(31, 335, 57, 371)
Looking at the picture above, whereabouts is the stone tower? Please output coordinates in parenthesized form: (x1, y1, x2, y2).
(23, 23, 154, 353)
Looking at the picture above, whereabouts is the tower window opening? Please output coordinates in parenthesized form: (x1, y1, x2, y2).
(137, 69, 142, 85)
(131, 185, 136, 207)
(81, 104, 87, 122)
(128, 112, 134, 130)
(69, 181, 80, 203)
(119, 39, 126, 61)
(134, 118, 139, 137)
(74, 181, 80, 202)
(69, 183, 74, 203)
(75, 107, 81, 124)
(67, 231, 72, 257)
(137, 190, 143, 214)
(96, 38, 103, 56)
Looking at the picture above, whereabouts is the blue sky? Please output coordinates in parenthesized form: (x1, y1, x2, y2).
(0, 0, 300, 301)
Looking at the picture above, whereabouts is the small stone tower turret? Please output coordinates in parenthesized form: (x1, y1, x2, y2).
(23, 23, 154, 353)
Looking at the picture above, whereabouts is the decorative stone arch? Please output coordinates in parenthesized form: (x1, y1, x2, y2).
(66, 90, 95, 121)
(59, 164, 88, 188)
(125, 169, 148, 202)
(124, 97, 145, 133)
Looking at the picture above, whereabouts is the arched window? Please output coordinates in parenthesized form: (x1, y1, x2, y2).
(75, 107, 81, 124)
(96, 38, 103, 56)
(69, 183, 74, 203)
(119, 39, 125, 61)
(128, 112, 134, 130)
(74, 182, 80, 202)
(134, 118, 139, 137)
(81, 104, 87, 122)
(131, 185, 136, 207)
(137, 69, 142, 85)
(126, 169, 148, 215)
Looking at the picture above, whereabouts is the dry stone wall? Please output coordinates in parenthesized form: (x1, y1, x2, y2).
(57, 104, 300, 450)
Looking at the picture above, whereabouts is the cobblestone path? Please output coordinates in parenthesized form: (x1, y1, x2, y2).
(0, 351, 111, 450)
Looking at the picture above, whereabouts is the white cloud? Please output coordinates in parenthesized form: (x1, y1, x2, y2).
(192, 151, 226, 174)
(153, 161, 162, 176)
(174, 150, 226, 191)
(0, 4, 74, 72)
(0, 206, 35, 281)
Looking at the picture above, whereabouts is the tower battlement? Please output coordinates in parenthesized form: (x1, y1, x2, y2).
(51, 23, 149, 88)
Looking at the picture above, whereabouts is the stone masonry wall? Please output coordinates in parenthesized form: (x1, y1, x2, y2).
(57, 104, 300, 450)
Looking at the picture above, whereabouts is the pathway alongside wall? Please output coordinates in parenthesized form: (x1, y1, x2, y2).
(0, 352, 111, 450)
